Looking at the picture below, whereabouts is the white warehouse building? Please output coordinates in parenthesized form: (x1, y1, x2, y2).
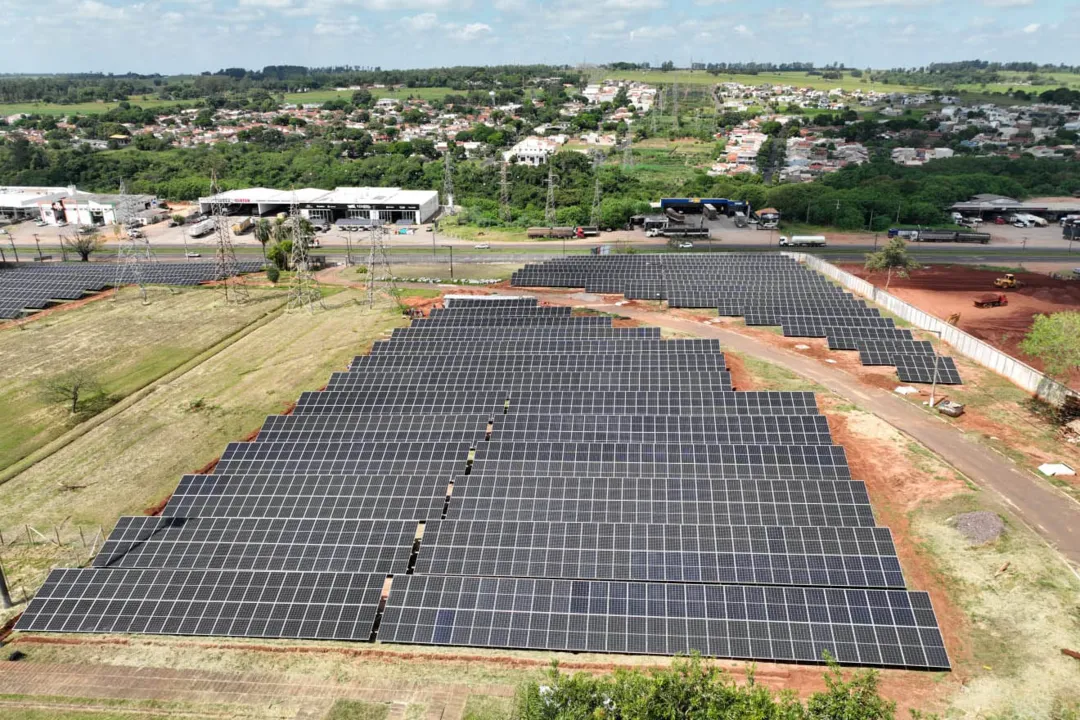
(198, 187, 440, 225)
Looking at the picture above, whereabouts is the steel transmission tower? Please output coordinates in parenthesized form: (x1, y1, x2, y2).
(672, 81, 679, 130)
(544, 164, 557, 227)
(442, 146, 456, 216)
(499, 161, 511, 223)
(209, 171, 249, 303)
(112, 180, 156, 304)
(285, 191, 324, 313)
(622, 142, 633, 169)
(366, 222, 402, 310)
(589, 153, 603, 229)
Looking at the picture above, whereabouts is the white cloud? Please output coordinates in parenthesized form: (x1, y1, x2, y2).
(362, 0, 458, 10)
(628, 24, 676, 41)
(448, 21, 492, 40)
(693, 0, 732, 5)
(733, 23, 753, 36)
(313, 15, 371, 35)
(969, 15, 995, 27)
(77, 0, 119, 19)
(401, 12, 438, 31)
(766, 7, 811, 29)
(239, 0, 292, 7)
(493, 0, 525, 9)
(604, 0, 665, 8)
(826, 0, 936, 8)
(161, 10, 184, 22)
(1022, 22, 1040, 32)
(982, 0, 1033, 6)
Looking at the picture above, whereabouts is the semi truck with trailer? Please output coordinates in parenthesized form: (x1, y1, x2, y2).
(778, 235, 827, 247)
(911, 230, 991, 243)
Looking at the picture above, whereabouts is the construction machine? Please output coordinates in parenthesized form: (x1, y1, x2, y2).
(974, 293, 1008, 308)
(994, 273, 1024, 290)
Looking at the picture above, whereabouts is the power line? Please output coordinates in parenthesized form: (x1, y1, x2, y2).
(544, 164, 558, 227)
(112, 179, 156, 305)
(499, 161, 511, 224)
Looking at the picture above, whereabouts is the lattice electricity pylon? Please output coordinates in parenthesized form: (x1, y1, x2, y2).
(286, 192, 324, 313)
(209, 171, 249, 304)
(544, 164, 558, 227)
(112, 180, 156, 304)
(442, 146, 456, 216)
(589, 152, 603, 228)
(499, 161, 512, 224)
(672, 81, 679, 130)
(366, 222, 403, 311)
(621, 142, 633, 170)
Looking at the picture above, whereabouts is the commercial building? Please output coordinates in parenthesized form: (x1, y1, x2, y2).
(950, 194, 1080, 221)
(197, 187, 440, 225)
(0, 186, 158, 226)
(503, 136, 566, 166)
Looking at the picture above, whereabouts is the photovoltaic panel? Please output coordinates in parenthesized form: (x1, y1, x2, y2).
(894, 355, 963, 385)
(415, 521, 905, 588)
(378, 575, 950, 669)
(856, 341, 936, 366)
(16, 273, 950, 671)
(19, 568, 386, 640)
(93, 516, 418, 573)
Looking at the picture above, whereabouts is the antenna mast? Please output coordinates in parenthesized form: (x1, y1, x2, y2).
(210, 170, 249, 303)
(590, 152, 603, 228)
(113, 180, 155, 304)
(544, 164, 557, 227)
(442, 145, 456, 216)
(499, 161, 511, 224)
(285, 190, 324, 312)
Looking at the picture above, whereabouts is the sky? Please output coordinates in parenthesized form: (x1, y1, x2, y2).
(1, 0, 1078, 75)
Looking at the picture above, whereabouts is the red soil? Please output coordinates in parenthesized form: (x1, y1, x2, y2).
(844, 264, 1080, 389)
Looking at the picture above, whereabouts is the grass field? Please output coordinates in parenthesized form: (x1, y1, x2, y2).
(0, 286, 286, 474)
(0, 97, 193, 116)
(0, 287, 405, 617)
(593, 69, 927, 94)
(284, 87, 456, 105)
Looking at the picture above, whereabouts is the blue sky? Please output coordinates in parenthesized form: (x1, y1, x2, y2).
(2, 0, 1078, 74)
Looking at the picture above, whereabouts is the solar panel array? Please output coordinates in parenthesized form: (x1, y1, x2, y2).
(0, 261, 264, 319)
(18, 296, 949, 670)
(512, 254, 961, 385)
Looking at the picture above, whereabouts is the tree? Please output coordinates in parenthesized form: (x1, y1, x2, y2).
(254, 218, 272, 260)
(1019, 312, 1080, 380)
(41, 368, 101, 415)
(62, 228, 104, 262)
(864, 237, 920, 290)
(351, 88, 373, 107)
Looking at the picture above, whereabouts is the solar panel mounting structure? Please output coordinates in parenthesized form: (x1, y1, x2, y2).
(111, 179, 157, 305)
(209, 170, 249, 304)
(286, 190, 325, 313)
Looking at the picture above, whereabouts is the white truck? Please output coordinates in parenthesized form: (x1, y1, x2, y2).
(778, 235, 827, 247)
(188, 218, 216, 238)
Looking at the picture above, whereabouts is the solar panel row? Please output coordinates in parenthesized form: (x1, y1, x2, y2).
(18, 294, 949, 670)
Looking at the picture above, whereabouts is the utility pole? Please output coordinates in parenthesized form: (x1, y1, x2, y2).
(9, 237, 18, 263)
(499, 161, 512, 224)
(285, 190, 323, 312)
(33, 233, 43, 261)
(672, 81, 679, 130)
(442, 145, 456, 216)
(0, 560, 12, 609)
(442, 244, 454, 281)
(929, 355, 941, 408)
(209, 170, 249, 304)
(895, 201, 902, 224)
(590, 152, 603, 229)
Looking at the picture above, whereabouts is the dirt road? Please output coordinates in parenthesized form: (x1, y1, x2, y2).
(528, 289, 1080, 571)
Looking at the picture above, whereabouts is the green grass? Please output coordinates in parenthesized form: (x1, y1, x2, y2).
(0, 97, 193, 116)
(0, 286, 286, 473)
(284, 87, 455, 105)
(733, 352, 826, 393)
(326, 700, 391, 720)
(462, 695, 513, 720)
(593, 69, 927, 93)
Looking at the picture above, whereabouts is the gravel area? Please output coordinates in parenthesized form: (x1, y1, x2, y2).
(955, 511, 1006, 545)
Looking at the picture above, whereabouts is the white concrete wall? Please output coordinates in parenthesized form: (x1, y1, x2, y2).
(787, 252, 1078, 407)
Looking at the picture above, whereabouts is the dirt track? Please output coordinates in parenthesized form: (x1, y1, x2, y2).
(844, 264, 1080, 388)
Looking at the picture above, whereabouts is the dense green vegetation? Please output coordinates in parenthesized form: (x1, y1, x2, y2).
(0, 66, 585, 106)
(2, 131, 1078, 231)
(516, 656, 898, 720)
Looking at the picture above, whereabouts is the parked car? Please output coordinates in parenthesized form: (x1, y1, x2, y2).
(678, 242, 694, 249)
(474, 243, 490, 250)
(993, 217, 1007, 225)
(185, 251, 201, 258)
(35, 220, 48, 227)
